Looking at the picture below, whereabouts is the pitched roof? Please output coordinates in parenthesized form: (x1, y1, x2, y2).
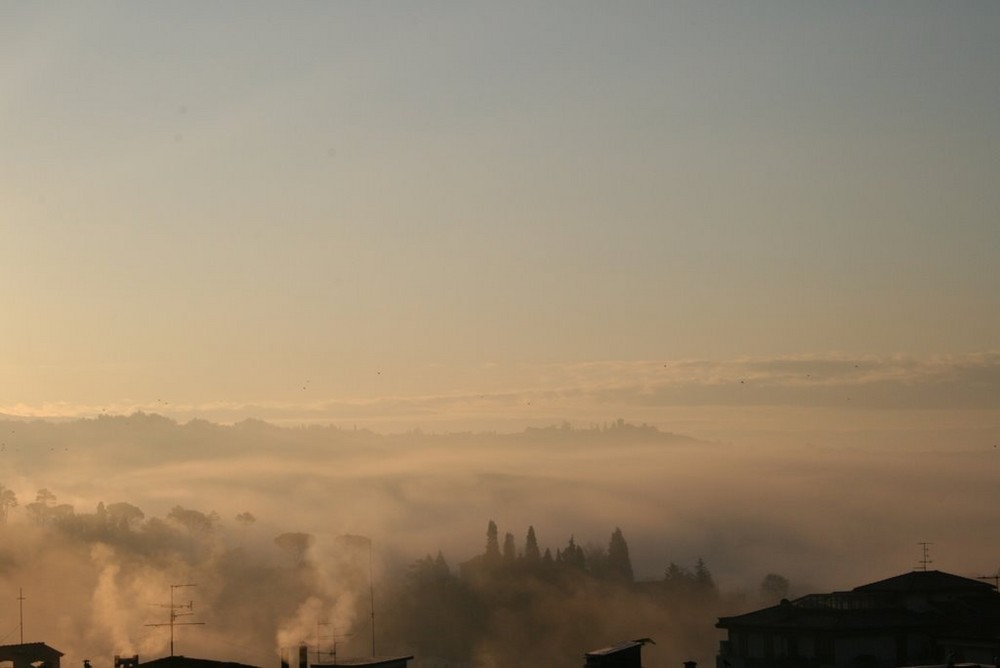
(585, 641, 644, 657)
(854, 570, 995, 594)
(717, 570, 1000, 633)
(716, 600, 935, 632)
(138, 656, 260, 668)
(313, 658, 414, 667)
(0, 643, 65, 656)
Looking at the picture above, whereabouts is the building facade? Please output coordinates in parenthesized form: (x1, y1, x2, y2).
(716, 570, 1000, 668)
(0, 643, 63, 668)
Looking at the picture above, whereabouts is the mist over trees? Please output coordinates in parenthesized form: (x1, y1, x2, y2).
(377, 519, 733, 665)
(0, 414, 997, 666)
(0, 494, 739, 667)
(0, 482, 17, 524)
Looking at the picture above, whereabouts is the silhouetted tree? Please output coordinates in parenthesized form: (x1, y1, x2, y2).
(606, 527, 634, 583)
(664, 558, 716, 599)
(0, 484, 17, 524)
(484, 520, 501, 567)
(95, 501, 107, 524)
(234, 511, 256, 547)
(760, 573, 791, 603)
(560, 536, 585, 570)
(274, 532, 314, 566)
(524, 526, 541, 565)
(433, 550, 450, 577)
(695, 557, 716, 596)
(502, 531, 516, 564)
(663, 561, 695, 595)
(106, 501, 145, 531)
(383, 551, 484, 660)
(25, 488, 57, 525)
(235, 511, 256, 527)
(50, 503, 74, 522)
(168, 506, 219, 535)
(584, 543, 608, 578)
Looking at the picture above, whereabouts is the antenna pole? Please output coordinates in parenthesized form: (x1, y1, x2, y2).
(917, 542, 933, 571)
(170, 584, 176, 655)
(976, 572, 1000, 590)
(315, 621, 331, 663)
(368, 539, 375, 657)
(18, 587, 25, 644)
(145, 583, 204, 656)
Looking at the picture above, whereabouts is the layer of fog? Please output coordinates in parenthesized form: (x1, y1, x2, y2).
(0, 415, 998, 667)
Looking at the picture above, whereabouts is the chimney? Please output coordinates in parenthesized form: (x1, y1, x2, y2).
(298, 645, 308, 668)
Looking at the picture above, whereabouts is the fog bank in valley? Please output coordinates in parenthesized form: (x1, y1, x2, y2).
(0, 415, 997, 667)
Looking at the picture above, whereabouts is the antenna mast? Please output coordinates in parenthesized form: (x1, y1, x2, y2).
(916, 542, 933, 571)
(315, 623, 353, 665)
(145, 583, 206, 656)
(315, 621, 332, 663)
(976, 571, 1000, 590)
(17, 587, 25, 644)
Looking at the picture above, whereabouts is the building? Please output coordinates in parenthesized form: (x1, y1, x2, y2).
(286, 639, 412, 668)
(585, 641, 642, 668)
(716, 570, 1000, 668)
(0, 643, 63, 668)
(312, 658, 413, 668)
(584, 640, 661, 668)
(136, 656, 261, 668)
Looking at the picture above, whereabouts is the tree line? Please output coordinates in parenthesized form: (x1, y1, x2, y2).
(0, 483, 793, 667)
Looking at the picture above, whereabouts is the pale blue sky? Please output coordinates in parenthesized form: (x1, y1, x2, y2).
(2, 2, 998, 425)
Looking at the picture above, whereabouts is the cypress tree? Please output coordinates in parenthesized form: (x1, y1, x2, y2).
(484, 520, 501, 567)
(607, 527, 634, 583)
(524, 526, 541, 564)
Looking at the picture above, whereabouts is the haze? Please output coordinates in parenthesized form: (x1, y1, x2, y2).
(1, 3, 998, 667)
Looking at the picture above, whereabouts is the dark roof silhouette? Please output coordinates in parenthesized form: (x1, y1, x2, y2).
(0, 643, 64, 668)
(717, 569, 1000, 667)
(585, 641, 644, 657)
(718, 599, 932, 631)
(853, 569, 995, 594)
(0, 644, 64, 655)
(138, 656, 260, 668)
(313, 657, 413, 667)
(584, 640, 645, 668)
(721, 570, 1000, 630)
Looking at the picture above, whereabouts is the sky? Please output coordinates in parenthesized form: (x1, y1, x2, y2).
(2, 2, 999, 437)
(0, 5, 999, 665)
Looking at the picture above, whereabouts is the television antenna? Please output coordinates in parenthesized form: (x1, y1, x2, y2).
(976, 570, 1000, 590)
(17, 587, 25, 643)
(916, 542, 933, 571)
(314, 621, 353, 665)
(145, 583, 205, 656)
(315, 621, 333, 663)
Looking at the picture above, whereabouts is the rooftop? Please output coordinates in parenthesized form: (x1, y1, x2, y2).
(585, 641, 644, 657)
(717, 569, 1000, 633)
(0, 643, 64, 655)
(854, 570, 996, 594)
(313, 657, 414, 667)
(138, 656, 261, 668)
